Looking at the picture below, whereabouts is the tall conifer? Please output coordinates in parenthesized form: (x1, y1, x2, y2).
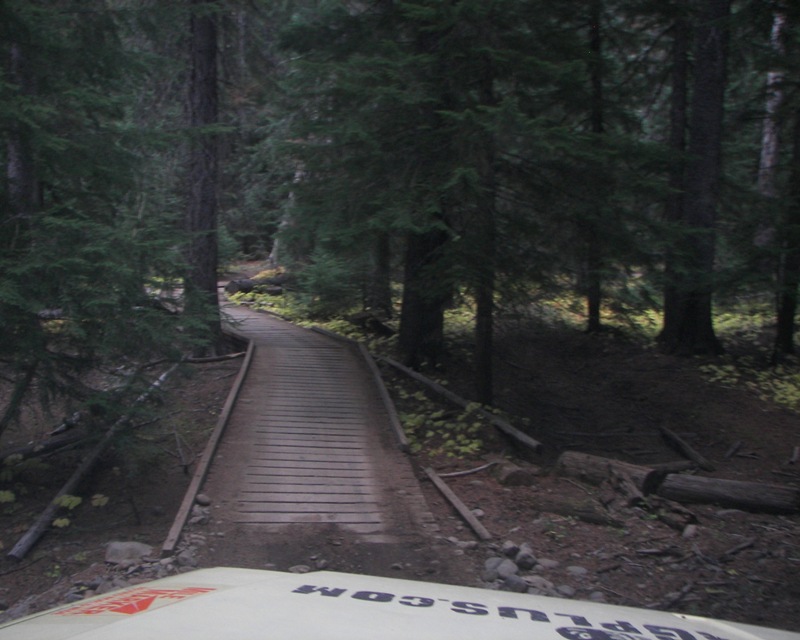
(0, 2, 200, 432)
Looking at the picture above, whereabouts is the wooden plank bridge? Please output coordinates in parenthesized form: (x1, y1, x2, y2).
(166, 300, 438, 552)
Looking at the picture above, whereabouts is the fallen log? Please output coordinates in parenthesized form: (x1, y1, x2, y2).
(8, 364, 180, 561)
(424, 467, 492, 541)
(657, 473, 800, 513)
(554, 451, 689, 494)
(185, 351, 245, 364)
(379, 356, 542, 454)
(357, 343, 408, 451)
(0, 430, 87, 462)
(600, 466, 646, 508)
(658, 426, 715, 471)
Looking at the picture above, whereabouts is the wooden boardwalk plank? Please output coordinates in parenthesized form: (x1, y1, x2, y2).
(186, 302, 438, 544)
(236, 513, 383, 525)
(246, 460, 370, 471)
(237, 503, 382, 514)
(238, 492, 378, 503)
(245, 468, 372, 479)
(242, 483, 371, 493)
(249, 453, 367, 463)
(250, 441, 366, 452)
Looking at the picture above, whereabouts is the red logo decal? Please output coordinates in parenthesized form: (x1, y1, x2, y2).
(56, 587, 216, 616)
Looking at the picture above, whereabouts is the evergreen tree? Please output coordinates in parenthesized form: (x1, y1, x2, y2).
(249, 0, 796, 372)
(0, 2, 200, 433)
(217, 0, 292, 259)
(659, 0, 731, 355)
(273, 0, 598, 399)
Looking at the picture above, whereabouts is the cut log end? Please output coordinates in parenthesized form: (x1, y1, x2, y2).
(555, 451, 799, 514)
(555, 451, 663, 495)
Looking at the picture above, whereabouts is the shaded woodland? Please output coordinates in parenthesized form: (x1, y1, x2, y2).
(2, 0, 800, 423)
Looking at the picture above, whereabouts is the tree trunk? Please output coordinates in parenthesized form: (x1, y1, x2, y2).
(660, 0, 729, 356)
(0, 360, 38, 439)
(659, 9, 690, 345)
(774, 107, 800, 356)
(473, 43, 497, 406)
(398, 226, 450, 369)
(585, 0, 605, 334)
(474, 255, 494, 405)
(757, 9, 787, 203)
(2, 40, 41, 438)
(6, 43, 38, 252)
(185, 0, 221, 354)
(367, 232, 393, 318)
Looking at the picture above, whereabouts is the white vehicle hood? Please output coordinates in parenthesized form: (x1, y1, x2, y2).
(0, 567, 797, 640)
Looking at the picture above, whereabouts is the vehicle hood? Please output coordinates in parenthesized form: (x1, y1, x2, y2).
(0, 567, 797, 640)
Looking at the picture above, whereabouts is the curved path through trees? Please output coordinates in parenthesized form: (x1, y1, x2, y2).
(179, 301, 453, 575)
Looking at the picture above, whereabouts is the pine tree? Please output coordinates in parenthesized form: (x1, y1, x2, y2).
(659, 0, 731, 355)
(0, 2, 200, 433)
(272, 0, 598, 399)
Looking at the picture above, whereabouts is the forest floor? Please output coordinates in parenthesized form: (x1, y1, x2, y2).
(0, 295, 798, 632)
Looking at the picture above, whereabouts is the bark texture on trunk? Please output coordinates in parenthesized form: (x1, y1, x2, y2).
(185, 0, 221, 351)
(660, 10, 690, 344)
(367, 232, 393, 318)
(5, 42, 39, 250)
(398, 227, 450, 369)
(585, 0, 605, 334)
(774, 107, 800, 356)
(757, 9, 787, 202)
(660, 0, 729, 356)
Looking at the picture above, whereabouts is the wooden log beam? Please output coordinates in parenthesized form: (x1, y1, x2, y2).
(185, 351, 245, 364)
(657, 473, 800, 513)
(424, 467, 492, 541)
(0, 431, 87, 462)
(379, 356, 542, 454)
(8, 364, 180, 561)
(658, 426, 715, 471)
(357, 343, 409, 451)
(309, 328, 542, 454)
(161, 339, 256, 556)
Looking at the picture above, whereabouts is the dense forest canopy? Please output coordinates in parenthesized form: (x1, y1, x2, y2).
(1, 0, 800, 417)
